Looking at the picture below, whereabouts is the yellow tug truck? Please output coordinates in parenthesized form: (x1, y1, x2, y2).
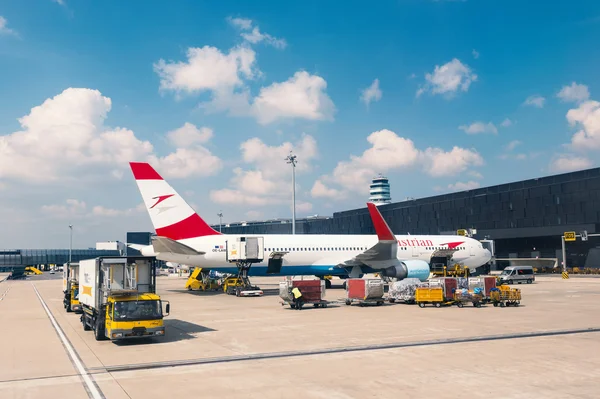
(63, 261, 81, 313)
(79, 256, 170, 341)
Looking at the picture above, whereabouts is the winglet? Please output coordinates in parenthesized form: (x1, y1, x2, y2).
(367, 202, 396, 241)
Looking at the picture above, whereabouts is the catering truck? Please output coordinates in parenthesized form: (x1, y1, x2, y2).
(62, 261, 81, 313)
(78, 256, 170, 341)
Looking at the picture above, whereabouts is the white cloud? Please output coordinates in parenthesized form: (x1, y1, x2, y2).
(360, 79, 382, 107)
(506, 140, 521, 151)
(557, 82, 590, 104)
(567, 100, 600, 151)
(0, 16, 16, 36)
(41, 199, 143, 219)
(311, 179, 343, 199)
(458, 121, 498, 135)
(420, 147, 484, 177)
(472, 49, 479, 59)
(227, 17, 253, 30)
(295, 201, 313, 213)
(227, 16, 287, 49)
(154, 45, 258, 96)
(155, 45, 334, 125)
(416, 58, 477, 98)
(448, 181, 480, 191)
(550, 155, 593, 173)
(501, 118, 513, 127)
(149, 147, 223, 179)
(53, 0, 66, 5)
(314, 129, 484, 198)
(166, 122, 213, 147)
(468, 171, 483, 179)
(524, 95, 545, 108)
(251, 71, 335, 125)
(210, 134, 317, 206)
(0, 88, 222, 185)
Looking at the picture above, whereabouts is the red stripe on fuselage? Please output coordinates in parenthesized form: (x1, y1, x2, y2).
(155, 213, 221, 240)
(130, 162, 163, 180)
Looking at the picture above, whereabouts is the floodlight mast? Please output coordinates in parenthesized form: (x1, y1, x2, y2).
(285, 151, 298, 235)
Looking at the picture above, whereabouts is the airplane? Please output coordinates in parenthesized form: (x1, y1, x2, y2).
(127, 162, 492, 288)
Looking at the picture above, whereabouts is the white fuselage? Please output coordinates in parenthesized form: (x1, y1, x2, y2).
(141, 233, 491, 276)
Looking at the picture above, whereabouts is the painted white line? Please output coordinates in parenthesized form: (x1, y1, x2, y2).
(32, 283, 104, 399)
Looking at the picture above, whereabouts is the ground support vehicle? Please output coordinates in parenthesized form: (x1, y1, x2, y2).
(490, 287, 521, 307)
(63, 262, 81, 313)
(453, 290, 483, 308)
(415, 287, 454, 308)
(497, 266, 535, 285)
(78, 256, 170, 341)
(279, 280, 328, 309)
(223, 276, 263, 297)
(185, 267, 221, 292)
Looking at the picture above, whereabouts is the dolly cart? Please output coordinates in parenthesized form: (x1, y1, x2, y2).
(490, 286, 521, 307)
(279, 280, 329, 309)
(415, 287, 454, 308)
(453, 290, 483, 308)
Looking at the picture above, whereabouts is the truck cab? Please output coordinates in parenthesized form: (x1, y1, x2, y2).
(104, 292, 169, 339)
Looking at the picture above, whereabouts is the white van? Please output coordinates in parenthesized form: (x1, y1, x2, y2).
(498, 266, 535, 284)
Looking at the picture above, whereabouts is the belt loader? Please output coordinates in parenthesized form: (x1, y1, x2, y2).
(63, 262, 81, 312)
(78, 256, 170, 341)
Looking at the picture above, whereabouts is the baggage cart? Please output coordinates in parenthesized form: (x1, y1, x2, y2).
(490, 287, 521, 307)
(345, 278, 385, 306)
(279, 280, 329, 309)
(387, 278, 422, 303)
(415, 287, 454, 308)
(453, 290, 483, 308)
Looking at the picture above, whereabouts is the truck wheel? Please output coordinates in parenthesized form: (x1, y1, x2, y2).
(527, 279, 532, 284)
(418, 303, 425, 308)
(82, 316, 91, 331)
(94, 320, 107, 341)
(345, 300, 351, 306)
(457, 302, 464, 308)
(434, 302, 441, 308)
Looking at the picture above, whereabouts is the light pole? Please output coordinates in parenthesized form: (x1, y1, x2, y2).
(217, 211, 223, 233)
(69, 224, 73, 265)
(285, 151, 297, 235)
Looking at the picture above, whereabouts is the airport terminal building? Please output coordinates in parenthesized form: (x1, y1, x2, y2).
(209, 168, 600, 270)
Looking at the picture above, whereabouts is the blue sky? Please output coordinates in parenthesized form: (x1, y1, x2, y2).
(1, 0, 600, 248)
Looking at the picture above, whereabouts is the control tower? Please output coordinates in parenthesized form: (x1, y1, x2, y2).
(368, 174, 392, 205)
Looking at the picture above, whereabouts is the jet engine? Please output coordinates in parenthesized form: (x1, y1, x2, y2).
(379, 259, 431, 282)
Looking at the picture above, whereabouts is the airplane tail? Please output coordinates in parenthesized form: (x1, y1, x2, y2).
(129, 162, 222, 240)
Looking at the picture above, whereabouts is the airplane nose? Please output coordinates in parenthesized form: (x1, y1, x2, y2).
(484, 248, 492, 262)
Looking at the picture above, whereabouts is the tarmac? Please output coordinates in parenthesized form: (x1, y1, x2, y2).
(1, 274, 600, 398)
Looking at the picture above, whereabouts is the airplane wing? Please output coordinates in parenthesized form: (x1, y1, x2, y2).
(151, 236, 206, 256)
(335, 203, 400, 270)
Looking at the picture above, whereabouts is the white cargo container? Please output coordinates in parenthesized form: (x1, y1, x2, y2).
(226, 236, 265, 263)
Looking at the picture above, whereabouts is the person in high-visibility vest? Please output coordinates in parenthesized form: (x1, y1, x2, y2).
(291, 287, 303, 310)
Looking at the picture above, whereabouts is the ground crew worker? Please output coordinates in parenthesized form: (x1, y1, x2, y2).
(291, 286, 303, 310)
